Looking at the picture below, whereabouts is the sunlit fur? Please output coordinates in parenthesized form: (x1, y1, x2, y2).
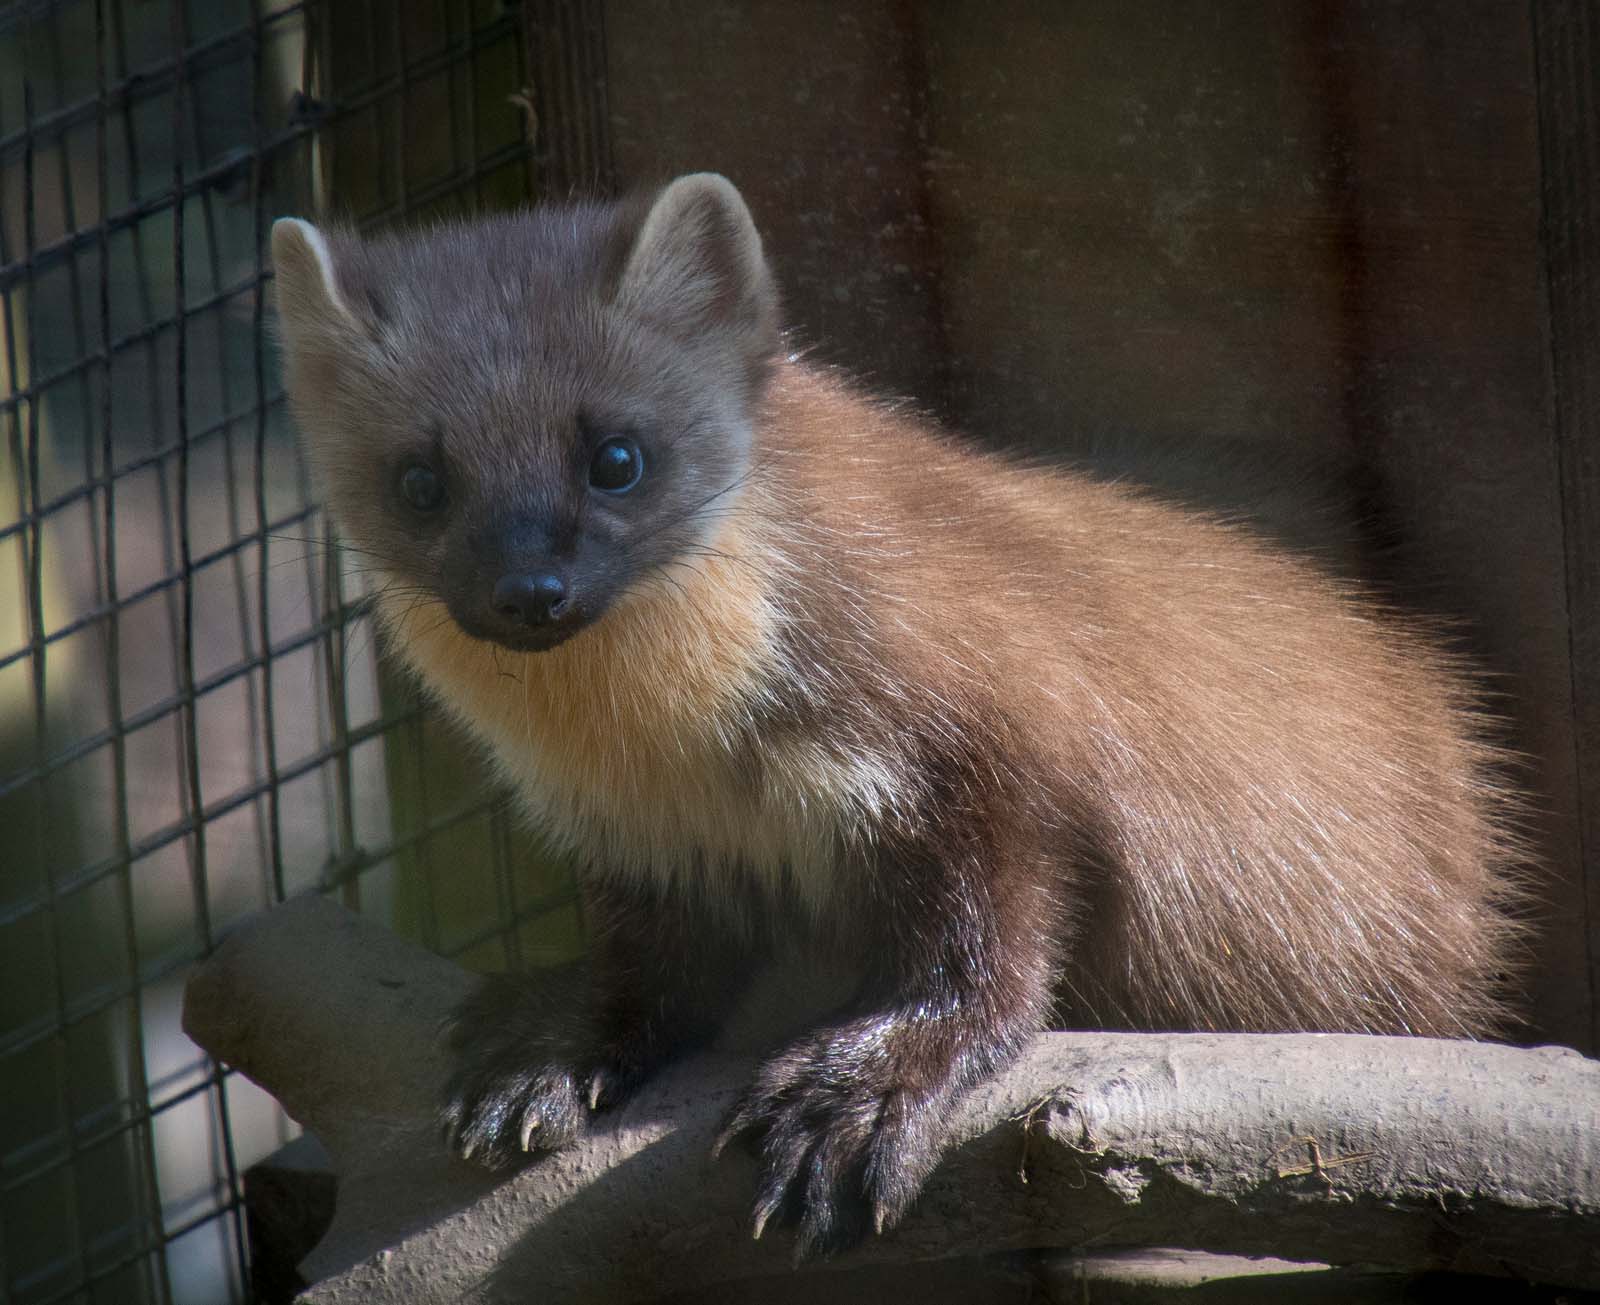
(375, 501, 902, 918)
(273, 176, 1529, 1254)
(366, 351, 1528, 1037)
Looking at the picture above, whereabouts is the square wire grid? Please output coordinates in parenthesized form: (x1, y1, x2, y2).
(0, 2, 577, 1301)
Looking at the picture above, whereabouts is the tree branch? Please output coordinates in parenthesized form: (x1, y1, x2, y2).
(181, 897, 1600, 1303)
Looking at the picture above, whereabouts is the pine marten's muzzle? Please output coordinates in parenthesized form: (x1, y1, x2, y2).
(491, 571, 570, 626)
(471, 565, 588, 651)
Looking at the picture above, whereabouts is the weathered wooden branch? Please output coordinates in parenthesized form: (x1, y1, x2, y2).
(181, 897, 1600, 1303)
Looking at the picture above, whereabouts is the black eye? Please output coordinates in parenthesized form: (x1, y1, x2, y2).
(400, 462, 446, 512)
(589, 437, 644, 494)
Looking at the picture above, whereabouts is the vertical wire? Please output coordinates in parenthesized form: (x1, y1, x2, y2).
(9, 10, 96, 1292)
(166, 2, 249, 1295)
(300, 2, 360, 909)
(253, 0, 287, 911)
(303, 0, 327, 217)
(17, 9, 93, 1296)
(96, 0, 174, 1297)
(250, 0, 297, 1177)
(321, 516, 359, 909)
(0, 15, 25, 1303)
(184, 10, 272, 920)
(169, 0, 209, 1018)
(109, 22, 194, 1285)
(302, 2, 340, 898)
(109, 0, 189, 864)
(111, 0, 186, 625)
(310, 0, 360, 899)
(43, 17, 106, 616)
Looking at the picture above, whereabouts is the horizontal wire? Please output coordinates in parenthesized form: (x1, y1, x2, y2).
(0, 11, 522, 294)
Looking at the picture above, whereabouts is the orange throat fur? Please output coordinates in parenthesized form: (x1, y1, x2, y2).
(371, 500, 887, 904)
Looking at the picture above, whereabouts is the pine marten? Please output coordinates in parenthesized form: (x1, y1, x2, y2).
(271, 173, 1527, 1257)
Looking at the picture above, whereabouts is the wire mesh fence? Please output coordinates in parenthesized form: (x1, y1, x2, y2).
(0, 2, 580, 1300)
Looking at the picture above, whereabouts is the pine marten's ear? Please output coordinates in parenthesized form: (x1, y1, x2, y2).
(272, 217, 360, 343)
(613, 174, 779, 365)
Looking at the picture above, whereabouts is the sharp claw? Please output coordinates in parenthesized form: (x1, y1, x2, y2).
(751, 1204, 772, 1241)
(710, 1117, 743, 1160)
(519, 1115, 540, 1151)
(872, 1202, 888, 1236)
(586, 1076, 603, 1112)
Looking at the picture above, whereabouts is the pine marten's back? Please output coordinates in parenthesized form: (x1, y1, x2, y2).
(758, 362, 1527, 1037)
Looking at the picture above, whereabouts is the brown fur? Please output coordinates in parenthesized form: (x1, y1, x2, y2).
(743, 363, 1526, 1037)
(271, 176, 1528, 1257)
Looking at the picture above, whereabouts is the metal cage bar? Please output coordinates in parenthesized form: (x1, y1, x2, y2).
(0, 3, 566, 1300)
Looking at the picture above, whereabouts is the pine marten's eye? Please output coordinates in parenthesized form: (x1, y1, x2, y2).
(589, 437, 644, 494)
(399, 462, 446, 513)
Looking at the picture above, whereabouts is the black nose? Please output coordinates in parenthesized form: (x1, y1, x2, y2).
(491, 572, 569, 626)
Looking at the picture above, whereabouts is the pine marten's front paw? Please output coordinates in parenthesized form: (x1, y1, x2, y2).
(442, 1057, 591, 1167)
(713, 1016, 955, 1260)
(440, 974, 634, 1169)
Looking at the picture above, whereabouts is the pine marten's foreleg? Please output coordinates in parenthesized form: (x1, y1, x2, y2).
(442, 876, 754, 1167)
(716, 820, 1059, 1257)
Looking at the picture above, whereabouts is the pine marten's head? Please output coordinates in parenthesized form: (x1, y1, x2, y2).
(271, 175, 780, 652)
